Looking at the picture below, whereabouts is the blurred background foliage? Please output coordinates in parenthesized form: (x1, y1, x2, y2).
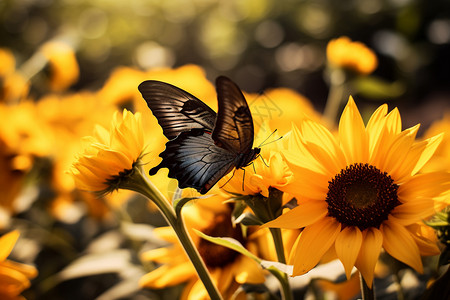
(2, 0, 450, 127)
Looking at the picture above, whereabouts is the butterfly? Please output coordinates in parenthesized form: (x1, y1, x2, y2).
(138, 76, 260, 194)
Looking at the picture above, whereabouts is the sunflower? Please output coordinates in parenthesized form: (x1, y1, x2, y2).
(265, 97, 450, 287)
(139, 196, 267, 299)
(41, 41, 79, 91)
(326, 36, 378, 75)
(0, 231, 37, 299)
(69, 109, 145, 194)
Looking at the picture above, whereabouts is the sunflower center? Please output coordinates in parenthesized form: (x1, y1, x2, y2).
(326, 163, 400, 230)
(197, 211, 245, 269)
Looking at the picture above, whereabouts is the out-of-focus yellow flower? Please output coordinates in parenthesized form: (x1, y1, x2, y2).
(41, 41, 79, 91)
(423, 112, 450, 173)
(327, 36, 378, 75)
(0, 49, 29, 103)
(317, 273, 361, 300)
(0, 49, 15, 76)
(247, 87, 321, 136)
(97, 67, 147, 106)
(0, 231, 37, 299)
(69, 109, 145, 194)
(140, 197, 266, 299)
(265, 97, 450, 287)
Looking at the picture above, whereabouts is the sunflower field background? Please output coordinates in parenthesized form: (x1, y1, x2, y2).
(1, 0, 450, 299)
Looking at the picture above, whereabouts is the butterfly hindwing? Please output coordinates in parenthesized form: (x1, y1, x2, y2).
(150, 129, 237, 194)
(213, 76, 255, 154)
(138, 80, 216, 140)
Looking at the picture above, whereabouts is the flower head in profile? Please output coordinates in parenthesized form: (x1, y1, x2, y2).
(69, 109, 145, 195)
(0, 231, 38, 299)
(327, 36, 378, 75)
(266, 97, 450, 287)
(139, 197, 267, 299)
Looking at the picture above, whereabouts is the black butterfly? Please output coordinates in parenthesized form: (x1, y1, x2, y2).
(138, 76, 260, 194)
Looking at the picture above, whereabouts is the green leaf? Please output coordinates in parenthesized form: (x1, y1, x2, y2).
(193, 229, 293, 276)
(173, 194, 212, 217)
(234, 212, 263, 226)
(193, 229, 261, 263)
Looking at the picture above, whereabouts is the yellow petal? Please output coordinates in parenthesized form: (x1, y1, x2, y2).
(390, 199, 436, 225)
(398, 172, 450, 201)
(383, 125, 419, 179)
(411, 133, 443, 175)
(385, 107, 402, 134)
(407, 224, 440, 256)
(0, 231, 19, 261)
(339, 97, 368, 164)
(366, 104, 388, 156)
(0, 260, 37, 279)
(281, 164, 329, 200)
(233, 256, 265, 284)
(0, 266, 31, 296)
(301, 119, 346, 171)
(355, 228, 383, 288)
(335, 226, 362, 279)
(291, 217, 341, 276)
(263, 201, 328, 229)
(139, 262, 195, 288)
(381, 219, 423, 273)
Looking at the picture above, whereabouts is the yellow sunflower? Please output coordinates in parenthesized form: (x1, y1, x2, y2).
(139, 196, 267, 299)
(327, 36, 378, 75)
(69, 109, 145, 194)
(265, 97, 450, 287)
(41, 41, 79, 91)
(0, 231, 37, 300)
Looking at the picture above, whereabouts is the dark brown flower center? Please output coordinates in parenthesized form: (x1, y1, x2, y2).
(197, 211, 245, 269)
(326, 163, 401, 230)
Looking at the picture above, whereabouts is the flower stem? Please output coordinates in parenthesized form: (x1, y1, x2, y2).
(360, 272, 375, 300)
(125, 167, 223, 300)
(323, 68, 346, 125)
(269, 227, 293, 300)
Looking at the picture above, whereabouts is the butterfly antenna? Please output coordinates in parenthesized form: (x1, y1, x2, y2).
(258, 129, 284, 148)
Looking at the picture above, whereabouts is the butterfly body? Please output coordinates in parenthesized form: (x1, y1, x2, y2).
(139, 76, 259, 194)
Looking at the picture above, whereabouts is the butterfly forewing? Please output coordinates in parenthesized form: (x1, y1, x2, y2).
(149, 129, 237, 194)
(138, 80, 216, 140)
(213, 76, 255, 154)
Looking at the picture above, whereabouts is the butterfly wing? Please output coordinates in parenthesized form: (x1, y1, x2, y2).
(212, 76, 255, 154)
(149, 129, 237, 194)
(138, 80, 216, 140)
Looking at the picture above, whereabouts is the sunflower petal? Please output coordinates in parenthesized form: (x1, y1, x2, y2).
(335, 226, 362, 279)
(355, 228, 382, 288)
(0, 231, 19, 261)
(339, 97, 368, 164)
(263, 201, 328, 229)
(291, 217, 341, 276)
(139, 262, 195, 288)
(233, 256, 265, 284)
(381, 219, 423, 273)
(390, 199, 436, 225)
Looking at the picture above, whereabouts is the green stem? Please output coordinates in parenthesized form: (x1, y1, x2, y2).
(360, 273, 375, 300)
(323, 68, 346, 125)
(125, 167, 223, 300)
(269, 228, 293, 300)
